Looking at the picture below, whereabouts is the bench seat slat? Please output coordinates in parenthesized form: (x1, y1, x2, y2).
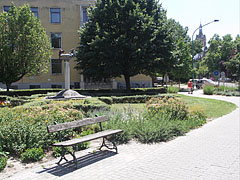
(47, 116, 107, 133)
(52, 129, 123, 147)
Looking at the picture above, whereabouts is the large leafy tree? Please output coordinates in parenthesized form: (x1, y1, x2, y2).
(201, 34, 237, 78)
(168, 19, 191, 87)
(225, 35, 240, 80)
(75, 0, 173, 92)
(0, 5, 52, 91)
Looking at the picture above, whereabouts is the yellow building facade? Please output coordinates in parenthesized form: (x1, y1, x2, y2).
(0, 0, 152, 90)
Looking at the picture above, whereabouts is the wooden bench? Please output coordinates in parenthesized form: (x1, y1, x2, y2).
(47, 115, 123, 168)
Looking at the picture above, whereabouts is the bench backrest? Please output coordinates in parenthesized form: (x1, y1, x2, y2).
(47, 116, 108, 133)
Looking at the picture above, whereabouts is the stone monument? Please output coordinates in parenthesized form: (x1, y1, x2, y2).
(46, 49, 88, 100)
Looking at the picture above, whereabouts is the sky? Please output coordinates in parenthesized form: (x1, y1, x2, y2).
(161, 0, 239, 43)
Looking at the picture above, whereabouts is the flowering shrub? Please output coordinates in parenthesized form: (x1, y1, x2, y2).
(0, 100, 87, 156)
(0, 100, 11, 107)
(146, 97, 188, 120)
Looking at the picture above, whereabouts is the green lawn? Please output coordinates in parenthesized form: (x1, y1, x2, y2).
(176, 94, 237, 119)
(110, 95, 237, 120)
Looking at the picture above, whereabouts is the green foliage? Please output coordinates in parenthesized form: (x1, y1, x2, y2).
(52, 129, 93, 157)
(0, 100, 86, 156)
(76, 0, 173, 91)
(98, 97, 113, 105)
(73, 98, 110, 113)
(167, 86, 179, 93)
(0, 4, 52, 91)
(0, 146, 8, 172)
(203, 85, 215, 95)
(0, 87, 166, 97)
(201, 34, 239, 79)
(21, 147, 45, 163)
(168, 19, 192, 82)
(0, 156, 7, 171)
(214, 85, 239, 96)
(99, 95, 174, 104)
(0, 96, 29, 107)
(146, 97, 188, 120)
(105, 97, 206, 144)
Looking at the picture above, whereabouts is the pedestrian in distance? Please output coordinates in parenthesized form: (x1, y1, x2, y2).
(188, 80, 193, 94)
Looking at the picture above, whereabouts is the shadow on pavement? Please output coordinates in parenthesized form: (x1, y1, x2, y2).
(36, 150, 116, 177)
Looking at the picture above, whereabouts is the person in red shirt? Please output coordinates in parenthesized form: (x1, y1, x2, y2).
(188, 80, 193, 94)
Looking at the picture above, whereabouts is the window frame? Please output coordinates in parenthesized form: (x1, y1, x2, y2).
(80, 5, 89, 26)
(50, 32, 62, 49)
(31, 7, 39, 18)
(50, 8, 61, 24)
(51, 59, 62, 75)
(3, 6, 10, 13)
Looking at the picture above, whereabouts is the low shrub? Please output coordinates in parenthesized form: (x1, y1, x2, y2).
(0, 155, 7, 171)
(52, 146, 71, 158)
(104, 98, 206, 144)
(21, 147, 45, 162)
(214, 85, 239, 96)
(0, 96, 29, 107)
(203, 85, 215, 95)
(167, 86, 179, 93)
(0, 103, 85, 155)
(98, 97, 113, 105)
(146, 97, 188, 120)
(98, 95, 174, 104)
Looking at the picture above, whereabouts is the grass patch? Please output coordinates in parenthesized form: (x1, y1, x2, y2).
(176, 94, 237, 119)
(111, 95, 237, 120)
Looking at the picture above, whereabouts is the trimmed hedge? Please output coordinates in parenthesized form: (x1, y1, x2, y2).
(98, 95, 174, 104)
(0, 87, 166, 97)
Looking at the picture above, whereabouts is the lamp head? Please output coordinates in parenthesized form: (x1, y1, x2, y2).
(214, 19, 219, 22)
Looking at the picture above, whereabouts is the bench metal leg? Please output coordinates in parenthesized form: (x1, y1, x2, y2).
(99, 137, 118, 153)
(68, 145, 78, 169)
(57, 146, 69, 165)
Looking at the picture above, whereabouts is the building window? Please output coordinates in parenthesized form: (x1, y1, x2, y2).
(51, 59, 62, 74)
(83, 7, 88, 24)
(3, 6, 10, 13)
(50, 8, 61, 23)
(51, 33, 62, 48)
(51, 84, 62, 88)
(31, 7, 39, 18)
(29, 85, 41, 89)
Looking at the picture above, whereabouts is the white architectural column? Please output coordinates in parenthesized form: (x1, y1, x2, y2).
(64, 59, 70, 89)
(112, 79, 117, 89)
(80, 74, 85, 89)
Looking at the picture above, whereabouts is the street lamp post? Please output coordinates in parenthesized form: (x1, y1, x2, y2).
(191, 19, 219, 85)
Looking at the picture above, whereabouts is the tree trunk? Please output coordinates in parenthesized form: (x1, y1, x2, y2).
(178, 78, 181, 89)
(151, 77, 154, 87)
(124, 75, 131, 93)
(6, 82, 11, 93)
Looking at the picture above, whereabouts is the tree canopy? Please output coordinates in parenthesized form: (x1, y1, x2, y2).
(0, 4, 52, 91)
(200, 34, 239, 79)
(75, 0, 174, 92)
(167, 19, 191, 85)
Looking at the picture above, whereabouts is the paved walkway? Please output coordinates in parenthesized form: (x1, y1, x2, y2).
(2, 90, 240, 180)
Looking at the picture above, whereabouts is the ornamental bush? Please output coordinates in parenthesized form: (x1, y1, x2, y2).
(0, 155, 7, 171)
(146, 97, 188, 120)
(21, 147, 45, 162)
(104, 98, 206, 144)
(0, 101, 86, 156)
(167, 86, 179, 93)
(203, 85, 215, 95)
